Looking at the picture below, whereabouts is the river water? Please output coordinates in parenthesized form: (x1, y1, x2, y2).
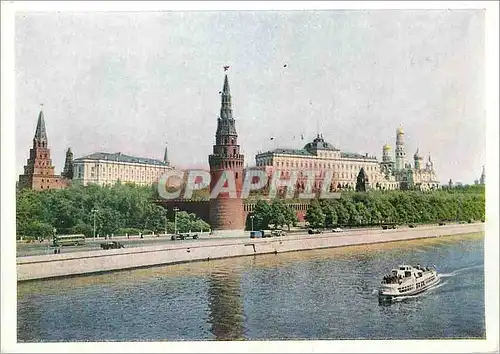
(17, 233, 484, 341)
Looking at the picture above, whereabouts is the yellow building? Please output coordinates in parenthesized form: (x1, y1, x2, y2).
(254, 134, 399, 191)
(73, 149, 171, 186)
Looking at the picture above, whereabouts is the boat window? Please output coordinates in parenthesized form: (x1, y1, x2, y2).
(399, 267, 405, 270)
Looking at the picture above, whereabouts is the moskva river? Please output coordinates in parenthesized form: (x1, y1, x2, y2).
(18, 233, 484, 341)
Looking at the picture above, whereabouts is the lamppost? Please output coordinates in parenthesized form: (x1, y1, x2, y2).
(173, 207, 179, 235)
(164, 208, 168, 235)
(91, 209, 98, 240)
(250, 215, 255, 231)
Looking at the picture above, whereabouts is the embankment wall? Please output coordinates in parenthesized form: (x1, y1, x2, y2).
(17, 223, 484, 281)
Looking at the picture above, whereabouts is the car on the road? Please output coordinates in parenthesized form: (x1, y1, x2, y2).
(171, 233, 199, 241)
(408, 224, 417, 228)
(308, 228, 323, 234)
(381, 224, 397, 230)
(271, 229, 287, 236)
(100, 241, 125, 250)
(332, 228, 344, 233)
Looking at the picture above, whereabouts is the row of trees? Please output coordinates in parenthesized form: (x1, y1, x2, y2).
(245, 200, 299, 231)
(246, 186, 485, 230)
(17, 182, 485, 238)
(16, 183, 210, 239)
(305, 188, 485, 228)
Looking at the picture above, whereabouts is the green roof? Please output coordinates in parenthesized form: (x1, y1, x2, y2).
(257, 149, 377, 160)
(74, 152, 168, 166)
(341, 152, 377, 160)
(260, 148, 314, 156)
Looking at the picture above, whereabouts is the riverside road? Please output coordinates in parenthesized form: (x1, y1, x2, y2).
(18, 225, 428, 257)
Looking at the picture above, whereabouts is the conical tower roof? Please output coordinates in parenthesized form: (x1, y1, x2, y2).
(34, 109, 48, 142)
(217, 74, 237, 135)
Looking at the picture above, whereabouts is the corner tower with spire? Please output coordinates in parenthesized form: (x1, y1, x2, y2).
(18, 106, 70, 190)
(208, 74, 245, 235)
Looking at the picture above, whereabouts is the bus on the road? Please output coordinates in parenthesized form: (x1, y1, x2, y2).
(52, 234, 86, 247)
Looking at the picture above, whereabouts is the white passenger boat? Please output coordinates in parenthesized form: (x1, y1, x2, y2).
(378, 264, 440, 301)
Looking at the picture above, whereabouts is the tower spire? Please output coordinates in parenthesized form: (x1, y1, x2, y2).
(34, 106, 48, 143)
(220, 74, 233, 120)
(216, 74, 237, 136)
(163, 141, 169, 165)
(62, 147, 74, 179)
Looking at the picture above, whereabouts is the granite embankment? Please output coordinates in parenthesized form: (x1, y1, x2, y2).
(17, 223, 484, 281)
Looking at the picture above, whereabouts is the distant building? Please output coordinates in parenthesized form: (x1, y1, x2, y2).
(479, 166, 485, 185)
(61, 148, 74, 179)
(72, 146, 171, 186)
(253, 127, 439, 192)
(18, 108, 70, 190)
(381, 128, 439, 191)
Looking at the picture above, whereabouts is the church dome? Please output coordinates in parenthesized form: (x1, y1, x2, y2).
(383, 144, 391, 151)
(414, 149, 422, 159)
(397, 127, 404, 135)
(303, 134, 339, 151)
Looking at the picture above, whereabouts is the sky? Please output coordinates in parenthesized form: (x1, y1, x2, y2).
(14, 9, 486, 184)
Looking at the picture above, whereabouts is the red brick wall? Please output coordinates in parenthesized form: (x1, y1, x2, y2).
(18, 174, 70, 191)
(158, 200, 308, 227)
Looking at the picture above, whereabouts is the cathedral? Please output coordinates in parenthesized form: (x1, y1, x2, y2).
(380, 127, 440, 191)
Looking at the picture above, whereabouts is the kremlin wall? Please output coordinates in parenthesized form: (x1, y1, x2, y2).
(18, 74, 452, 233)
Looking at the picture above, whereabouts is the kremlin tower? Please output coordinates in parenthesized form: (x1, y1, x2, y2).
(208, 74, 245, 235)
(18, 107, 70, 190)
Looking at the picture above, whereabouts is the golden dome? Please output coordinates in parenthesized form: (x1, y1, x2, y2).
(397, 127, 404, 135)
(383, 144, 391, 150)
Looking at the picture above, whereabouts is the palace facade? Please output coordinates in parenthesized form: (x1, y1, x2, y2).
(72, 148, 171, 187)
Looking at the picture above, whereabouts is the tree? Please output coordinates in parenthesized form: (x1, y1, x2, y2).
(23, 220, 54, 239)
(305, 199, 325, 228)
(283, 204, 298, 231)
(269, 200, 287, 229)
(71, 222, 93, 237)
(251, 200, 272, 230)
(356, 168, 368, 192)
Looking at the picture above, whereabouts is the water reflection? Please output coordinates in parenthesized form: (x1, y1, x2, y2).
(207, 271, 244, 340)
(16, 233, 484, 341)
